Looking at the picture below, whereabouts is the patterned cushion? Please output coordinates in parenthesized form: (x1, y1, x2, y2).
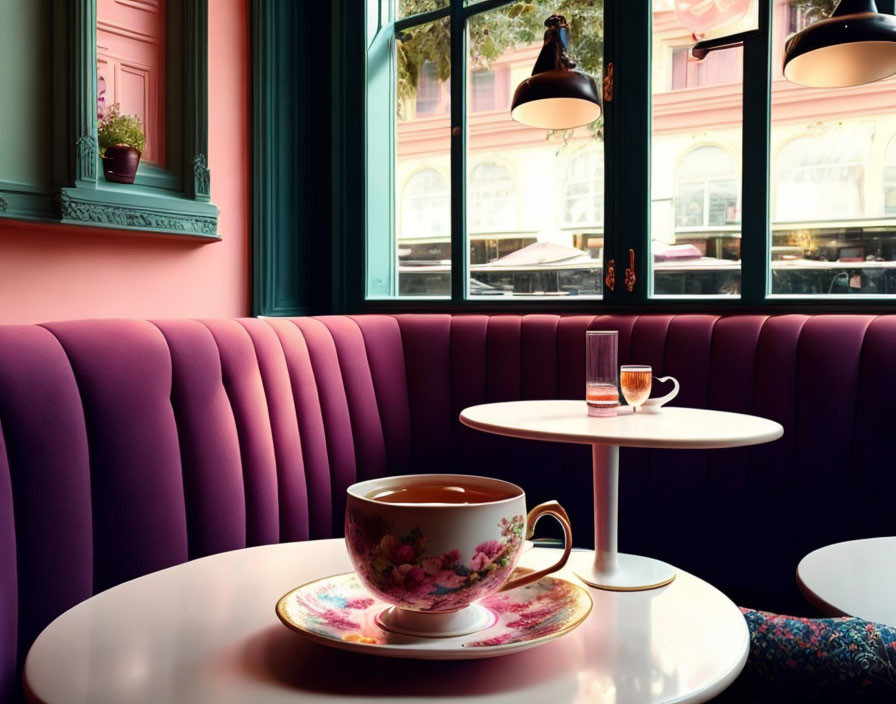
(716, 609, 896, 703)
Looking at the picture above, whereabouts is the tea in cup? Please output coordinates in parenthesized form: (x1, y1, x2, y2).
(345, 473, 573, 637)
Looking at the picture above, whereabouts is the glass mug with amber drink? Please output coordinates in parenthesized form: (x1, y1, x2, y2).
(620, 365, 652, 412)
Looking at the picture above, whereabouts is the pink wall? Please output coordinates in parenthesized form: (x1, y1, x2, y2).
(0, 0, 249, 324)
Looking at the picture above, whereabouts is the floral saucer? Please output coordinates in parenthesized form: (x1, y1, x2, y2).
(275, 567, 592, 660)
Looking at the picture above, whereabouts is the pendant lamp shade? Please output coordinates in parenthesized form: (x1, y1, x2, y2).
(511, 15, 601, 130)
(783, 0, 896, 87)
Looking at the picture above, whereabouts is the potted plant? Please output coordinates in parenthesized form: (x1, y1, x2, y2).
(97, 104, 146, 184)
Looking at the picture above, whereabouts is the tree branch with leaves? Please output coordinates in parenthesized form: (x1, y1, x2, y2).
(397, 0, 604, 137)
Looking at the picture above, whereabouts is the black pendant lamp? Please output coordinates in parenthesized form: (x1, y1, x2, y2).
(783, 0, 896, 87)
(511, 14, 601, 130)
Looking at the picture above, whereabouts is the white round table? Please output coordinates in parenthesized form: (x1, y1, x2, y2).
(24, 540, 749, 704)
(460, 401, 783, 591)
(797, 537, 896, 626)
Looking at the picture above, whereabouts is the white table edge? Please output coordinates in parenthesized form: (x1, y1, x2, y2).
(459, 413, 784, 449)
(794, 537, 896, 620)
(679, 626, 750, 704)
(795, 566, 849, 619)
(22, 540, 754, 704)
(459, 402, 783, 591)
(458, 403, 784, 450)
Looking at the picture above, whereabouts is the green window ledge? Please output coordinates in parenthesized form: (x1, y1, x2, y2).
(0, 173, 219, 241)
(58, 182, 219, 240)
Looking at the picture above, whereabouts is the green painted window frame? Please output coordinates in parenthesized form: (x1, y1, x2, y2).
(0, 0, 218, 240)
(251, 0, 364, 316)
(365, 0, 617, 305)
(253, 0, 896, 315)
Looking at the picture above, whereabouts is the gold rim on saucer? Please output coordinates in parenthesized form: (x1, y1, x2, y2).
(275, 567, 592, 660)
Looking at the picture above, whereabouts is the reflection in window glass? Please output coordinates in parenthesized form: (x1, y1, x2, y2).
(415, 61, 450, 116)
(395, 18, 451, 297)
(675, 146, 738, 228)
(465, 1, 604, 298)
(775, 125, 870, 222)
(471, 70, 495, 111)
(671, 47, 739, 90)
(469, 163, 518, 233)
(399, 0, 449, 20)
(97, 0, 166, 165)
(470, 68, 512, 112)
(563, 151, 604, 226)
(390, 1, 603, 299)
(884, 136, 896, 216)
(675, 0, 758, 41)
(770, 0, 896, 296)
(402, 168, 450, 238)
(651, 1, 743, 297)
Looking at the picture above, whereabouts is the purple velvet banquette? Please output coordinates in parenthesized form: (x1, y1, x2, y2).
(1, 313, 894, 702)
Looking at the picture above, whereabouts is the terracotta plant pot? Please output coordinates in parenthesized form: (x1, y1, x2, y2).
(101, 144, 141, 184)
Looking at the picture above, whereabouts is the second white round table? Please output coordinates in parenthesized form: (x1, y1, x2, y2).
(797, 537, 896, 626)
(460, 401, 783, 591)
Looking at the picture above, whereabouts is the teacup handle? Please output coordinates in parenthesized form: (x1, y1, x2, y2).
(500, 500, 573, 592)
(641, 375, 680, 413)
(652, 375, 679, 406)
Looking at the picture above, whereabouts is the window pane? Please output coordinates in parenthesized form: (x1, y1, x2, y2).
(399, 0, 449, 20)
(465, 1, 604, 298)
(402, 168, 449, 239)
(469, 163, 518, 232)
(651, 1, 743, 297)
(396, 18, 451, 297)
(884, 136, 896, 216)
(563, 151, 604, 226)
(770, 2, 896, 296)
(471, 69, 502, 112)
(675, 0, 758, 41)
(97, 0, 166, 165)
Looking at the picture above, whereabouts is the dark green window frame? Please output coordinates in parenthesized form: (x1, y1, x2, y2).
(365, 0, 617, 306)
(252, 0, 896, 315)
(0, 0, 218, 240)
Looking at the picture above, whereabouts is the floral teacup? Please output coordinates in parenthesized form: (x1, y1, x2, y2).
(345, 473, 572, 637)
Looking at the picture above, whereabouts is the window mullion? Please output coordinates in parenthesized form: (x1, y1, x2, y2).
(740, 0, 772, 303)
(394, 5, 450, 32)
(607, 0, 650, 304)
(450, 0, 467, 303)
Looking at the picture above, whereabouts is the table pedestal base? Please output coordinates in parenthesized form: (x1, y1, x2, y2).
(582, 442, 677, 591)
(572, 551, 676, 591)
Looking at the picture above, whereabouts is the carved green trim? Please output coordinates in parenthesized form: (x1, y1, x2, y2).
(184, 0, 211, 202)
(0, 198, 7, 212)
(192, 154, 210, 199)
(72, 0, 98, 189)
(76, 135, 98, 182)
(58, 186, 219, 238)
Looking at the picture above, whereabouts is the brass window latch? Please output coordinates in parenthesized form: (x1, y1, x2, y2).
(624, 249, 636, 293)
(603, 62, 613, 103)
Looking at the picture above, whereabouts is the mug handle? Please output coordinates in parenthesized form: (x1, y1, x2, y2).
(500, 500, 573, 592)
(651, 375, 680, 407)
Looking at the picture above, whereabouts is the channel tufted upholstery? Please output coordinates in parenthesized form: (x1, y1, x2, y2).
(2, 314, 896, 702)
